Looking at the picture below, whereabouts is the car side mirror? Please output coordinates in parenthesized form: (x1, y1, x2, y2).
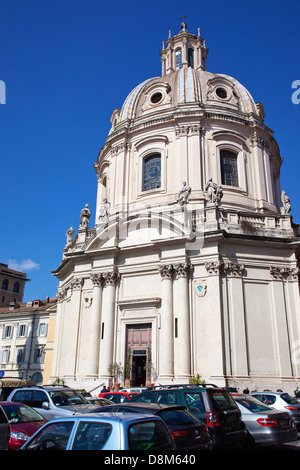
(42, 401, 50, 410)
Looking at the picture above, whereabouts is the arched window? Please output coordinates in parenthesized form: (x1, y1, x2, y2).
(220, 150, 239, 187)
(188, 48, 194, 68)
(175, 48, 182, 70)
(13, 282, 20, 293)
(1, 279, 8, 291)
(143, 154, 161, 191)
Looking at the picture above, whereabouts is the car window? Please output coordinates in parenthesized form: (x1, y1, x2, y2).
(183, 392, 206, 420)
(48, 389, 88, 406)
(281, 393, 298, 404)
(132, 392, 153, 403)
(2, 403, 45, 423)
(32, 390, 49, 408)
(156, 392, 177, 405)
(260, 395, 276, 405)
(211, 391, 237, 411)
(119, 395, 130, 403)
(11, 390, 32, 406)
(25, 421, 75, 450)
(236, 396, 272, 412)
(72, 421, 112, 450)
(128, 420, 173, 450)
(159, 409, 198, 425)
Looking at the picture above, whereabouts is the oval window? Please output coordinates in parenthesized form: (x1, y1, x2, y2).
(216, 87, 227, 99)
(151, 92, 163, 104)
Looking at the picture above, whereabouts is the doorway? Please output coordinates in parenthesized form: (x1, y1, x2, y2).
(126, 324, 152, 387)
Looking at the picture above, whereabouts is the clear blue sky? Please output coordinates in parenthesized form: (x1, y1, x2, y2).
(1, 0, 299, 302)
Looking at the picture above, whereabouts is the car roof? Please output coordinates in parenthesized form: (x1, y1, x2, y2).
(95, 403, 186, 411)
(48, 412, 162, 422)
(251, 391, 281, 395)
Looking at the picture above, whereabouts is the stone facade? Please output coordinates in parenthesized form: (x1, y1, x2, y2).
(51, 23, 300, 393)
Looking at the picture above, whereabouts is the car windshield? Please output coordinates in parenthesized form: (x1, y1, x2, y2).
(49, 390, 88, 406)
(3, 403, 44, 423)
(235, 395, 272, 412)
(128, 420, 173, 450)
(211, 391, 237, 411)
(281, 393, 298, 404)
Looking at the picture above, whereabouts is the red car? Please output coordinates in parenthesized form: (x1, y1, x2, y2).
(0, 401, 47, 450)
(98, 392, 138, 403)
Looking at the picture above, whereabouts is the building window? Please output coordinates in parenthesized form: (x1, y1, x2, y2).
(2, 325, 13, 338)
(13, 282, 20, 293)
(143, 154, 161, 191)
(1, 349, 10, 364)
(39, 323, 48, 336)
(1, 279, 8, 291)
(17, 324, 28, 338)
(34, 347, 45, 364)
(16, 348, 25, 363)
(188, 48, 194, 68)
(175, 48, 182, 70)
(220, 150, 239, 187)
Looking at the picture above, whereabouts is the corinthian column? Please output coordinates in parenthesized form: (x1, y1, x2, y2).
(158, 265, 174, 380)
(173, 263, 193, 380)
(85, 273, 104, 377)
(98, 270, 120, 382)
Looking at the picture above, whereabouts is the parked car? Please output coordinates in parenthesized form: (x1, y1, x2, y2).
(131, 384, 246, 449)
(231, 394, 298, 448)
(0, 405, 10, 450)
(0, 401, 47, 450)
(89, 402, 213, 450)
(98, 391, 138, 403)
(250, 391, 300, 429)
(120, 387, 148, 394)
(7, 385, 99, 420)
(86, 397, 114, 406)
(20, 413, 175, 450)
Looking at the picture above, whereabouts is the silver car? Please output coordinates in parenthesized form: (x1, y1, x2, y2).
(250, 391, 300, 429)
(233, 394, 298, 447)
(20, 413, 175, 450)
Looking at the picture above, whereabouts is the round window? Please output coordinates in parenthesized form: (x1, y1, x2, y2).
(150, 92, 163, 104)
(216, 87, 227, 99)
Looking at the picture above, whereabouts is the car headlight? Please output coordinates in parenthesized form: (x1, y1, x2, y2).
(10, 431, 29, 441)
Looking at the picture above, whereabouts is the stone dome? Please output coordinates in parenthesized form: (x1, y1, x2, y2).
(117, 69, 258, 125)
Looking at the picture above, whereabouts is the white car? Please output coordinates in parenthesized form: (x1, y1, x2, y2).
(250, 392, 300, 429)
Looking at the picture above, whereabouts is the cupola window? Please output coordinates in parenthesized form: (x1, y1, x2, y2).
(216, 87, 227, 99)
(220, 150, 239, 187)
(175, 48, 182, 70)
(188, 48, 194, 68)
(143, 154, 161, 191)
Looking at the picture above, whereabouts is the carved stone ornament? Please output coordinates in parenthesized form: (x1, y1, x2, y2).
(205, 261, 223, 275)
(158, 264, 174, 280)
(223, 262, 245, 277)
(281, 191, 291, 215)
(103, 270, 120, 286)
(83, 295, 93, 308)
(90, 273, 104, 287)
(194, 279, 207, 297)
(174, 263, 194, 279)
(70, 277, 84, 290)
(270, 266, 299, 281)
(177, 182, 191, 206)
(205, 178, 223, 206)
(56, 289, 67, 303)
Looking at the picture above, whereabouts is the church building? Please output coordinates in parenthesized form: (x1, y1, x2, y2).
(51, 22, 300, 393)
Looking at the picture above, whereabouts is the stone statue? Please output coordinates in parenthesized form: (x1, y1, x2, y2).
(79, 204, 91, 228)
(205, 178, 223, 206)
(281, 190, 291, 214)
(99, 198, 110, 222)
(177, 182, 191, 205)
(65, 227, 74, 248)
